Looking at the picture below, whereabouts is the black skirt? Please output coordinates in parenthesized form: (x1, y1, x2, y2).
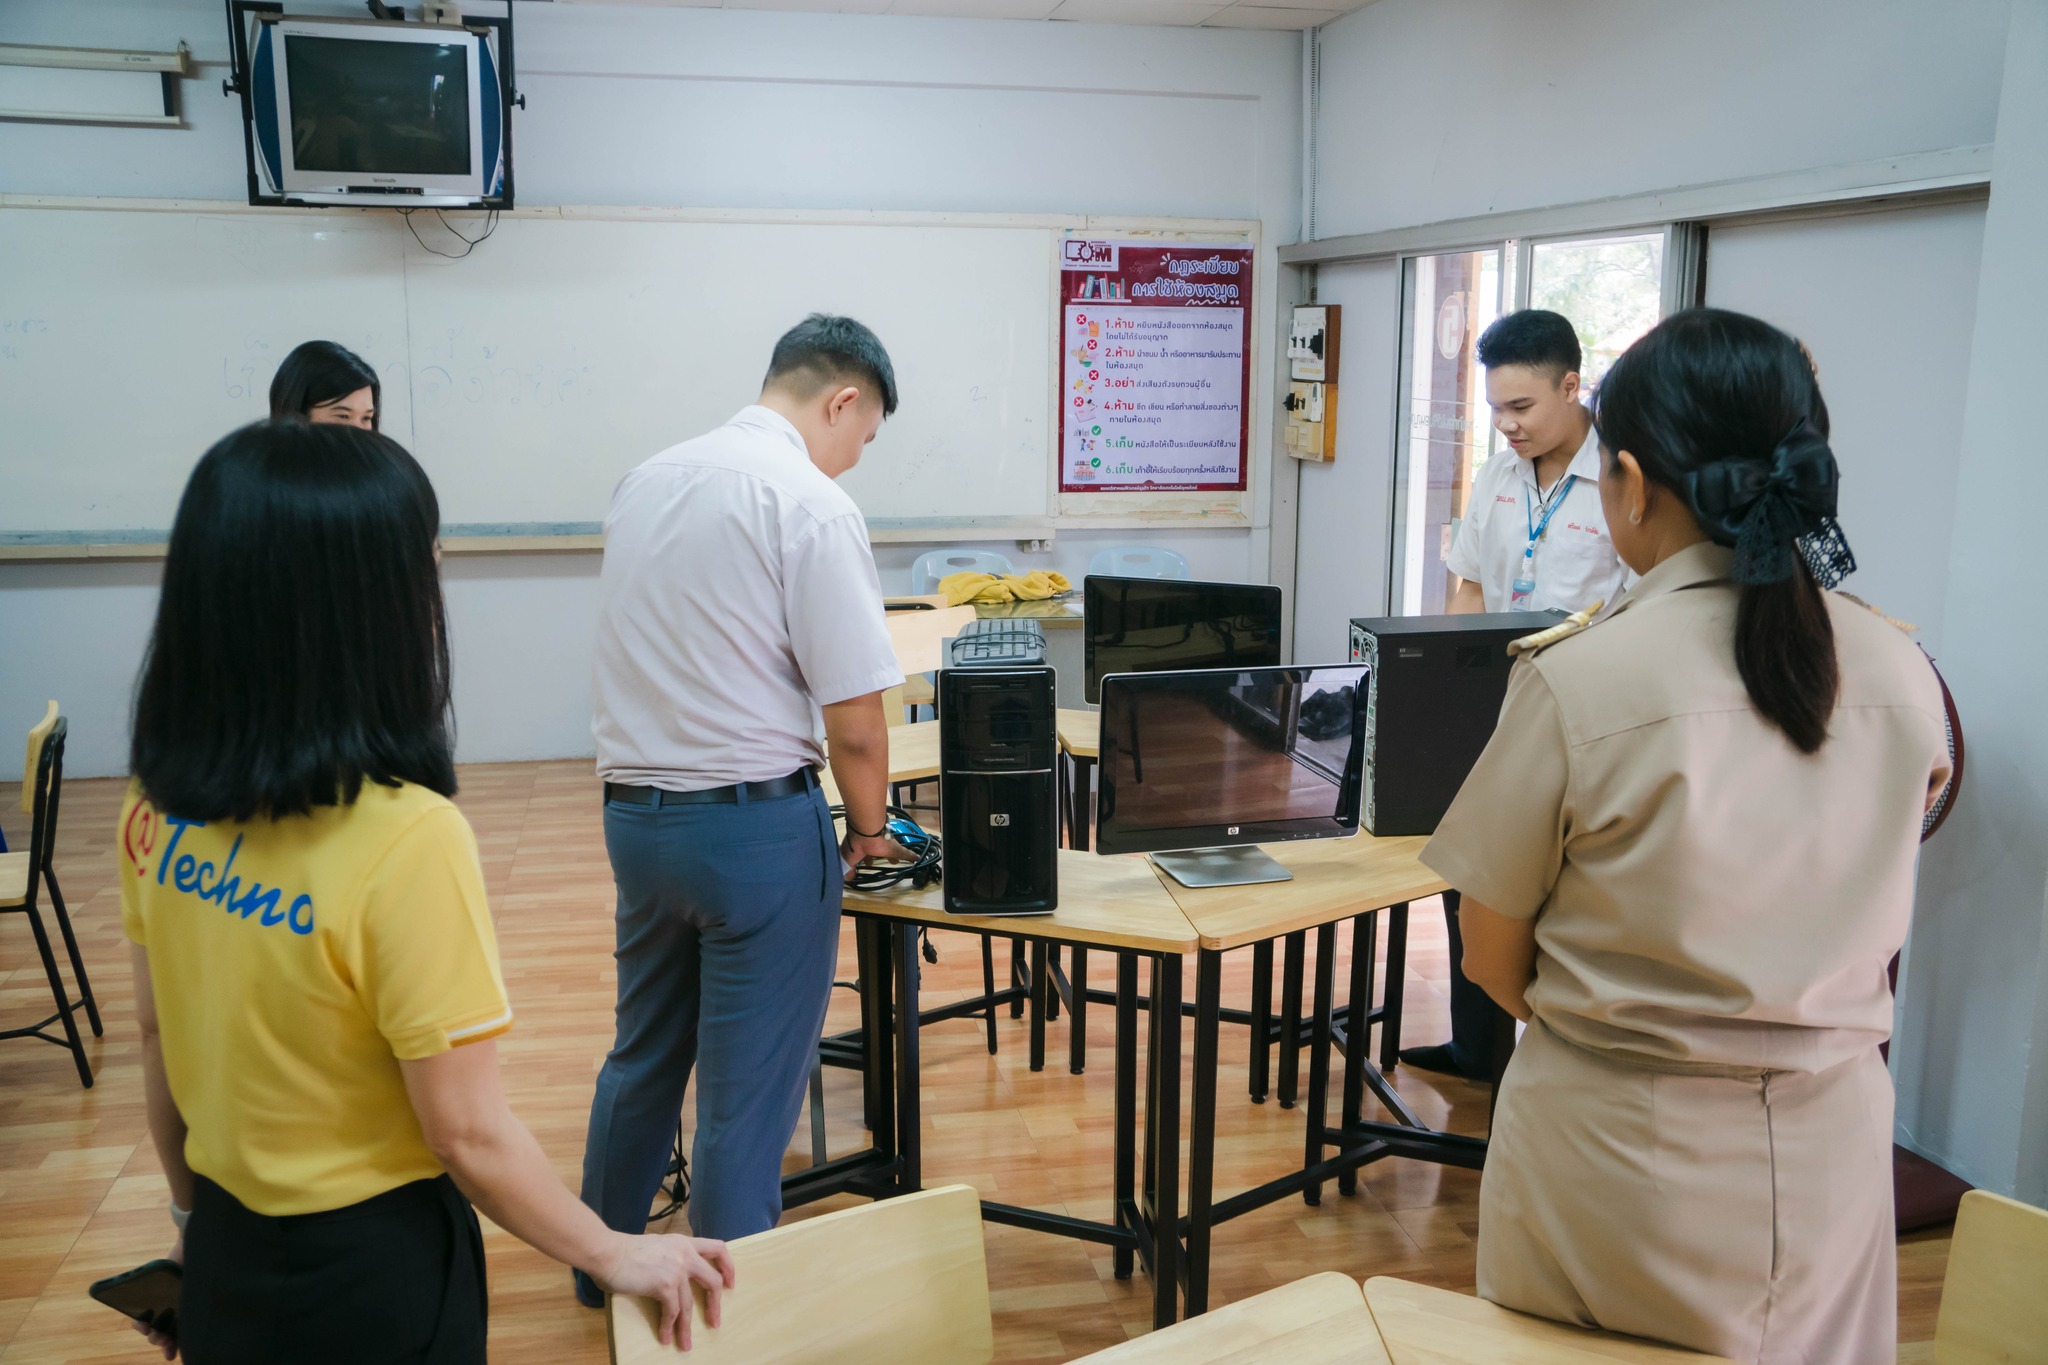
(181, 1173, 488, 1365)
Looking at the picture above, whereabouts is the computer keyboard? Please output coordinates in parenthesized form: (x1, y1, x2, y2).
(947, 619, 1047, 667)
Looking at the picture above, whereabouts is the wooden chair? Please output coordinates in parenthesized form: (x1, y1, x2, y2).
(1071, 1271, 1388, 1364)
(1, 702, 101, 1087)
(1933, 1188, 2048, 1363)
(608, 1185, 993, 1365)
(1362, 1277, 1738, 1362)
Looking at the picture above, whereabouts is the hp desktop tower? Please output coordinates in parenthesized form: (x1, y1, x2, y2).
(938, 665, 1059, 915)
(1348, 611, 1565, 836)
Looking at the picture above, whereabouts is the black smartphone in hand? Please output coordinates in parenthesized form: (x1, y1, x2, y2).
(89, 1259, 182, 1340)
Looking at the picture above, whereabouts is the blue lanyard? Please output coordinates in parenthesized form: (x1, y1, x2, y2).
(1524, 474, 1578, 555)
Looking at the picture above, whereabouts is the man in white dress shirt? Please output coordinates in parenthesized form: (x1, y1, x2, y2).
(1403, 309, 1629, 1082)
(576, 316, 908, 1306)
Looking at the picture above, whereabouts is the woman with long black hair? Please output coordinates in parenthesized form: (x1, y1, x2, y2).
(1422, 308, 1952, 1362)
(122, 421, 733, 1362)
(268, 339, 380, 429)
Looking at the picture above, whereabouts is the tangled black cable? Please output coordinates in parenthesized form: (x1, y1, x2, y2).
(829, 804, 942, 892)
(400, 206, 500, 259)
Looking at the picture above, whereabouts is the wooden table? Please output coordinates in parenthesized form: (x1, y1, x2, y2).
(975, 599, 1083, 625)
(817, 720, 941, 805)
(835, 851, 1203, 1329)
(1056, 707, 1100, 850)
(1153, 833, 1452, 1318)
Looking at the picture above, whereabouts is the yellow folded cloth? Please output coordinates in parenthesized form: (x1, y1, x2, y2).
(936, 570, 1072, 605)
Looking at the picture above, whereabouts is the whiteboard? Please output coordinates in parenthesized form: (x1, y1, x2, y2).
(0, 200, 1088, 539)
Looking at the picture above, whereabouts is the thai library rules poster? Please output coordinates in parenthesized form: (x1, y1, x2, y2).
(1059, 237, 1253, 493)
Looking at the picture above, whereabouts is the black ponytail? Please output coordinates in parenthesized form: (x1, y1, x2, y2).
(1594, 309, 1855, 755)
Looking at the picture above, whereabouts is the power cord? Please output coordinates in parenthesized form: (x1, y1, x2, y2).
(829, 804, 941, 893)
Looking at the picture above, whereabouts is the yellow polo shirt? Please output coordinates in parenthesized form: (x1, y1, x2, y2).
(119, 781, 512, 1217)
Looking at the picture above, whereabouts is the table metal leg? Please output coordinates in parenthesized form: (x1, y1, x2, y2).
(1072, 757, 1095, 853)
(980, 935, 998, 1054)
(854, 921, 881, 1133)
(1248, 938, 1273, 1104)
(1047, 945, 1062, 1021)
(1069, 947, 1089, 1075)
(1011, 938, 1028, 1018)
(893, 919, 922, 1194)
(1184, 948, 1222, 1317)
(1113, 951, 1138, 1281)
(1030, 940, 1049, 1072)
(1303, 922, 1337, 1207)
(1379, 902, 1409, 1070)
(865, 920, 896, 1158)
(1338, 911, 1374, 1198)
(1278, 931, 1306, 1109)
(1147, 951, 1183, 1329)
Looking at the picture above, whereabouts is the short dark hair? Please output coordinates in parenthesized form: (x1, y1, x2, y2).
(1476, 309, 1583, 378)
(132, 421, 455, 821)
(1593, 308, 1839, 754)
(762, 314, 898, 416)
(269, 340, 381, 429)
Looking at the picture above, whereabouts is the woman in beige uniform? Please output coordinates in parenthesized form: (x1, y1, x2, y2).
(1422, 308, 1951, 1364)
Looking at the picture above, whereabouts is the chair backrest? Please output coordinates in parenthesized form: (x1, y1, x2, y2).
(1935, 1189, 2048, 1364)
(608, 1185, 993, 1365)
(910, 549, 1015, 596)
(21, 700, 57, 815)
(1071, 1272, 1383, 1364)
(1086, 546, 1191, 581)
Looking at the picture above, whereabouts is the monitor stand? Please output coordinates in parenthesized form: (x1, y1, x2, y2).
(1149, 846, 1294, 889)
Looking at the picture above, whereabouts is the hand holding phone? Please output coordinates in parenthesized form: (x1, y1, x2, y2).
(89, 1259, 182, 1357)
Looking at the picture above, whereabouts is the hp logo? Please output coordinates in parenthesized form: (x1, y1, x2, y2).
(990, 814, 1011, 827)
(1227, 825, 1241, 836)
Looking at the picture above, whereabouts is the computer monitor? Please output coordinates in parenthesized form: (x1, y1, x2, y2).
(1083, 576, 1283, 705)
(1094, 663, 1367, 888)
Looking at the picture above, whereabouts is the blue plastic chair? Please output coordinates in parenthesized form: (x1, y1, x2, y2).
(909, 548, 1016, 596)
(1086, 546, 1191, 581)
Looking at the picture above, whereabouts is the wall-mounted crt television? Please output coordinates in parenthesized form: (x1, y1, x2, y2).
(244, 17, 507, 207)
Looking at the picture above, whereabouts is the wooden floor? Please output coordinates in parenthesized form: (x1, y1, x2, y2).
(1, 761, 1951, 1362)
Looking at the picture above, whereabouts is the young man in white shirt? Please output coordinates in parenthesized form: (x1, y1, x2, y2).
(1402, 309, 1628, 1081)
(577, 316, 909, 1305)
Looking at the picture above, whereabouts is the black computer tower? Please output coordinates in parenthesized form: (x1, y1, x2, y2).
(1348, 612, 1565, 836)
(938, 666, 1058, 915)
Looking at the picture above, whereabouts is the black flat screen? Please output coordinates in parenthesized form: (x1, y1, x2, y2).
(1083, 576, 1283, 704)
(286, 36, 471, 176)
(1094, 664, 1367, 856)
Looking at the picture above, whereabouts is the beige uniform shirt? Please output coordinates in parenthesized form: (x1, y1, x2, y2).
(1423, 541, 1950, 1073)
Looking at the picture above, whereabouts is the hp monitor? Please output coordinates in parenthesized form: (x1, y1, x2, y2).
(1083, 576, 1283, 705)
(1094, 663, 1367, 888)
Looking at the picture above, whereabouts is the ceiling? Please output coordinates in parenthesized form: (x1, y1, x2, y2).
(549, 0, 1373, 32)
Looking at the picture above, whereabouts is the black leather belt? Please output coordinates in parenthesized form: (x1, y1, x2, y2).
(603, 770, 815, 808)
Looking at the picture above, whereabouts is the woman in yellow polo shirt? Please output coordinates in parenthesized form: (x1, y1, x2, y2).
(122, 421, 732, 1362)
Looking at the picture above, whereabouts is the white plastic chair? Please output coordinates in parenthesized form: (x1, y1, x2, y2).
(1086, 545, 1190, 581)
(909, 548, 1015, 595)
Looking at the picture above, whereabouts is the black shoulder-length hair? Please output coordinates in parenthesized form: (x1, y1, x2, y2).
(268, 340, 381, 428)
(1593, 309, 1839, 754)
(132, 421, 454, 821)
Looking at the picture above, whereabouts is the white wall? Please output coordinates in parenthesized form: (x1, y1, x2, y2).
(0, 0, 1301, 777)
(1308, 0, 2011, 239)
(1300, 0, 2042, 1199)
(1891, 0, 2048, 1205)
(1701, 202, 1987, 655)
(1291, 259, 1399, 663)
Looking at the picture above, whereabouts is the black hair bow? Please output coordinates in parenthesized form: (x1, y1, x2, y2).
(1681, 419, 1857, 588)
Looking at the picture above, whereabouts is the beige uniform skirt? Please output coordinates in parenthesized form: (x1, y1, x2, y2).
(1479, 1020, 1895, 1365)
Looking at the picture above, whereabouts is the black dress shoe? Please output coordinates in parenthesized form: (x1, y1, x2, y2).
(1397, 1041, 1492, 1081)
